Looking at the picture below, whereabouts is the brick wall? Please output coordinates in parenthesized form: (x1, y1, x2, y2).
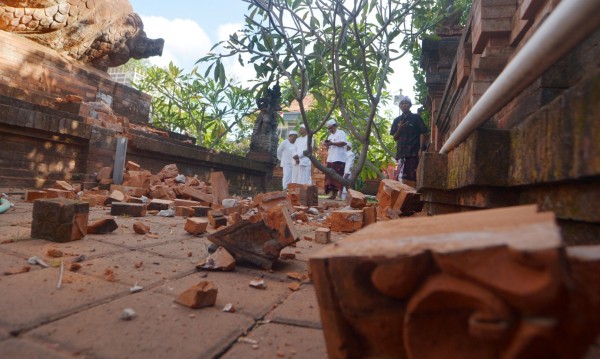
(418, 0, 600, 244)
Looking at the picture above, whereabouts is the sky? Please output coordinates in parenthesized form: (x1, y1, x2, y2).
(128, 0, 416, 116)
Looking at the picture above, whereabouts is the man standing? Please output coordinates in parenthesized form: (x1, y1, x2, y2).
(292, 124, 313, 185)
(390, 97, 429, 188)
(277, 130, 298, 190)
(324, 119, 347, 199)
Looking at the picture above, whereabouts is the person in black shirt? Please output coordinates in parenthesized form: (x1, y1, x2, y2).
(389, 97, 429, 187)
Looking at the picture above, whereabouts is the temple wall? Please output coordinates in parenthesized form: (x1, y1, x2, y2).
(418, 0, 600, 244)
(0, 32, 271, 196)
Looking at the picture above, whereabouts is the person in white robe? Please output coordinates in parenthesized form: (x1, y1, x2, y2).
(276, 131, 298, 190)
(292, 125, 313, 185)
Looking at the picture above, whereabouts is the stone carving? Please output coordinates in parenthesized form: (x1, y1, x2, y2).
(248, 82, 282, 163)
(0, 0, 164, 69)
(309, 205, 600, 359)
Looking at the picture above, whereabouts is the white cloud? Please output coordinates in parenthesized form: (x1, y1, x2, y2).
(140, 16, 213, 71)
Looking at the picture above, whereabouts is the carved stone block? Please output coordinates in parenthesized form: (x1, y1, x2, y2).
(309, 205, 600, 359)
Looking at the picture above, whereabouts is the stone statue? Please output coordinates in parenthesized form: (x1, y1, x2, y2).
(0, 0, 164, 69)
(247, 82, 282, 164)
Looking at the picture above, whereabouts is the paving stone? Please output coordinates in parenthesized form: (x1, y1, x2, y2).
(0, 337, 82, 359)
(142, 237, 211, 263)
(0, 269, 128, 332)
(267, 285, 322, 329)
(72, 250, 197, 287)
(221, 323, 327, 359)
(154, 271, 290, 319)
(0, 237, 127, 261)
(27, 291, 254, 359)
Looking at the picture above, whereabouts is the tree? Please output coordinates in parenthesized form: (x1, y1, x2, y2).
(133, 62, 256, 155)
(202, 0, 445, 188)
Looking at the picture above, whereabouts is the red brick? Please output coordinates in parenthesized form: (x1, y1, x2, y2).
(110, 184, 146, 197)
(174, 199, 201, 208)
(87, 218, 119, 234)
(158, 164, 179, 180)
(125, 160, 141, 171)
(110, 203, 146, 217)
(191, 206, 211, 217)
(26, 190, 47, 202)
(147, 199, 174, 211)
(196, 247, 236, 271)
(314, 228, 331, 244)
(53, 180, 74, 191)
(31, 199, 89, 242)
(175, 281, 218, 309)
(346, 189, 367, 209)
(208, 211, 228, 229)
(181, 187, 213, 203)
(210, 171, 229, 204)
(96, 166, 113, 181)
(362, 206, 377, 228)
(184, 218, 209, 235)
(133, 221, 150, 234)
(45, 188, 76, 199)
(330, 210, 364, 233)
(175, 206, 194, 217)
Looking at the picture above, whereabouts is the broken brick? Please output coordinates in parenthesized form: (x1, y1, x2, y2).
(110, 203, 146, 217)
(184, 218, 209, 235)
(31, 199, 89, 242)
(45, 188, 76, 199)
(175, 281, 218, 309)
(175, 206, 195, 217)
(346, 189, 367, 209)
(288, 282, 301, 291)
(25, 190, 48, 202)
(147, 198, 174, 211)
(287, 184, 319, 207)
(254, 191, 289, 211)
(210, 171, 229, 204)
(330, 210, 364, 233)
(191, 206, 211, 217)
(87, 218, 119, 234)
(262, 205, 300, 247)
(363, 206, 377, 228)
(174, 199, 201, 208)
(133, 222, 150, 234)
(208, 210, 228, 229)
(125, 160, 141, 171)
(158, 164, 179, 180)
(181, 187, 213, 204)
(53, 180, 74, 192)
(314, 228, 331, 244)
(197, 246, 236, 271)
(110, 185, 146, 198)
(107, 190, 126, 204)
(249, 278, 267, 289)
(96, 166, 113, 181)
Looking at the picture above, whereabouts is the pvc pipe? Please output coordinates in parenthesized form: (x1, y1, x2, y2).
(0, 198, 10, 214)
(440, 0, 600, 154)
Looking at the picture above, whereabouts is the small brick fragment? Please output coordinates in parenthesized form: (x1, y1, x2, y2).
(87, 218, 118, 234)
(197, 246, 236, 271)
(288, 282, 301, 291)
(184, 218, 209, 235)
(175, 281, 218, 309)
(249, 278, 267, 289)
(315, 228, 331, 244)
(133, 222, 150, 234)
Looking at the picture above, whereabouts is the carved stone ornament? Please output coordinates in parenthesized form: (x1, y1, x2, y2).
(0, 0, 164, 69)
(309, 205, 600, 359)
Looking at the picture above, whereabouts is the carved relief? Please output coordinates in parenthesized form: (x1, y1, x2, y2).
(310, 205, 600, 359)
(0, 0, 164, 68)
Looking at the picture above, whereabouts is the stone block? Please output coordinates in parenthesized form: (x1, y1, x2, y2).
(25, 190, 47, 202)
(184, 218, 209, 235)
(314, 228, 331, 244)
(175, 281, 218, 309)
(31, 199, 89, 242)
(309, 205, 600, 359)
(110, 203, 146, 217)
(417, 152, 448, 190)
(330, 210, 364, 233)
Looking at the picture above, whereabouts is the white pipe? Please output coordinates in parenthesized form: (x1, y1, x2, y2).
(440, 0, 600, 154)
